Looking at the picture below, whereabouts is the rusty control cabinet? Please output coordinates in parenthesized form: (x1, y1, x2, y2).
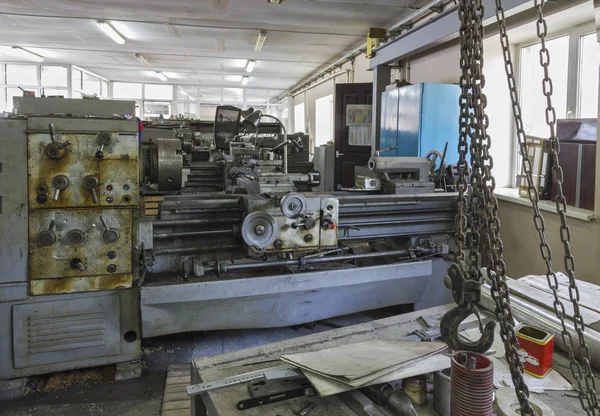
(0, 98, 141, 381)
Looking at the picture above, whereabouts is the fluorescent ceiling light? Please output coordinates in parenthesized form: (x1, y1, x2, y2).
(246, 60, 256, 73)
(135, 53, 150, 66)
(241, 76, 249, 86)
(154, 71, 168, 81)
(267, 0, 282, 3)
(3, 46, 44, 62)
(226, 75, 243, 82)
(255, 30, 267, 52)
(97, 20, 125, 44)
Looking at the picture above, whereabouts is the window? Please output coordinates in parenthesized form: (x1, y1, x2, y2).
(315, 95, 333, 147)
(515, 26, 599, 190)
(83, 72, 101, 96)
(145, 84, 173, 100)
(41, 66, 68, 87)
(578, 33, 599, 118)
(7, 64, 37, 86)
(223, 88, 243, 105)
(520, 35, 569, 138)
(294, 102, 305, 133)
(113, 82, 143, 99)
(72, 68, 82, 92)
(144, 101, 171, 118)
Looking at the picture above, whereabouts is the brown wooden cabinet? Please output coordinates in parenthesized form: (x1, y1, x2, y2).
(551, 119, 597, 211)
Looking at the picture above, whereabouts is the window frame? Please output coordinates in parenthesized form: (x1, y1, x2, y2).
(513, 21, 596, 187)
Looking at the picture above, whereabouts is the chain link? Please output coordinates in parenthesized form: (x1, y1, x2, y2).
(455, 0, 535, 413)
(492, 0, 599, 413)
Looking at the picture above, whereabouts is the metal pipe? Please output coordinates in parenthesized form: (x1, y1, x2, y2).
(153, 229, 233, 239)
(273, 0, 451, 102)
(480, 283, 600, 368)
(290, 70, 350, 97)
(152, 217, 241, 226)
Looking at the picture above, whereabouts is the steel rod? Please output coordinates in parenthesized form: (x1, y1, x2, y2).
(154, 244, 238, 255)
(219, 248, 430, 273)
(480, 283, 600, 368)
(153, 217, 241, 226)
(153, 229, 233, 239)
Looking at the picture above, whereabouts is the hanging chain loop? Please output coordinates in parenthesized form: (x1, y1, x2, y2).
(452, 0, 535, 413)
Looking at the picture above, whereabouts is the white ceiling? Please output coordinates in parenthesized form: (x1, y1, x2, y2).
(0, 0, 430, 91)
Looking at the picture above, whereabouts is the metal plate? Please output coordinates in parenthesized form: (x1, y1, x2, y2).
(27, 131, 138, 209)
(28, 209, 133, 285)
(12, 294, 120, 369)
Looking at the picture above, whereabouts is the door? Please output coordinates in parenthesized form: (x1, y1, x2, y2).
(334, 83, 373, 188)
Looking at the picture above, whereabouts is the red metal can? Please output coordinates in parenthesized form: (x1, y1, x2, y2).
(516, 324, 554, 378)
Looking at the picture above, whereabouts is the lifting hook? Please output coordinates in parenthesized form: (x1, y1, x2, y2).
(440, 303, 496, 353)
(440, 261, 496, 353)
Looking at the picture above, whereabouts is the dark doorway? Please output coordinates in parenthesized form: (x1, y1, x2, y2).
(334, 82, 373, 188)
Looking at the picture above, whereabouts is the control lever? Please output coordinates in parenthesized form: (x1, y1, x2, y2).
(45, 123, 72, 159)
(83, 175, 99, 203)
(51, 175, 70, 201)
(95, 132, 112, 159)
(99, 216, 120, 243)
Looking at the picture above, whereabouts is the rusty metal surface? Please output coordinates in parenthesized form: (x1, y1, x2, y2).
(28, 132, 138, 209)
(29, 208, 133, 283)
(30, 274, 132, 295)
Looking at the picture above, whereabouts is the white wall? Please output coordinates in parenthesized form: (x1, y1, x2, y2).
(408, 37, 515, 188)
(291, 53, 373, 150)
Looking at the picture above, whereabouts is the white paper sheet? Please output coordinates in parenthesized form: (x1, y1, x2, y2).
(302, 353, 451, 397)
(490, 356, 573, 392)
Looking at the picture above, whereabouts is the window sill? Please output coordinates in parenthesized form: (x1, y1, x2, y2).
(494, 188, 597, 222)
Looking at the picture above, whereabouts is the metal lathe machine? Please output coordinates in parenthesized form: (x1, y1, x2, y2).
(0, 97, 456, 381)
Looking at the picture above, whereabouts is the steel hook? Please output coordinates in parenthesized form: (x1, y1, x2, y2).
(440, 303, 496, 353)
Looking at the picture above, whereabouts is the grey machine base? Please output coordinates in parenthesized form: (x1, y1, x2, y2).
(0, 284, 141, 381)
(140, 258, 453, 338)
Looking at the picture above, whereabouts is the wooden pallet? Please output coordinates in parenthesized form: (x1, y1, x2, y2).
(161, 364, 191, 416)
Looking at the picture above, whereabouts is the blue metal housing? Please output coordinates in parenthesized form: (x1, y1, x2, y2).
(379, 83, 463, 164)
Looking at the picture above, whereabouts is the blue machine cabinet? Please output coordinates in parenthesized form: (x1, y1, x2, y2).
(379, 83, 461, 164)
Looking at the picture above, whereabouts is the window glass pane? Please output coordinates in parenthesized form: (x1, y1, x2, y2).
(246, 89, 267, 104)
(0, 88, 6, 113)
(113, 82, 142, 99)
(145, 84, 173, 100)
(41, 66, 67, 87)
(72, 69, 82, 91)
(223, 88, 243, 104)
(144, 101, 171, 119)
(102, 80, 109, 98)
(83, 73, 101, 96)
(520, 36, 569, 138)
(7, 64, 37, 86)
(579, 33, 599, 118)
(315, 94, 333, 147)
(294, 102, 305, 133)
(178, 86, 198, 101)
(177, 102, 198, 118)
(198, 88, 222, 103)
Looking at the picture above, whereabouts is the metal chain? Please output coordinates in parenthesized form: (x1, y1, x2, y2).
(454, 0, 472, 264)
(456, 0, 535, 413)
(492, 0, 599, 413)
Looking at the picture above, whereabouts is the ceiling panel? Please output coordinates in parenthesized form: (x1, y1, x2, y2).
(0, 0, 428, 90)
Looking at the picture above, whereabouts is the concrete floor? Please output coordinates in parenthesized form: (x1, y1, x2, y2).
(0, 313, 377, 416)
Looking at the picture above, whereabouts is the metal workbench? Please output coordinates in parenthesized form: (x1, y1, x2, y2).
(189, 304, 586, 416)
